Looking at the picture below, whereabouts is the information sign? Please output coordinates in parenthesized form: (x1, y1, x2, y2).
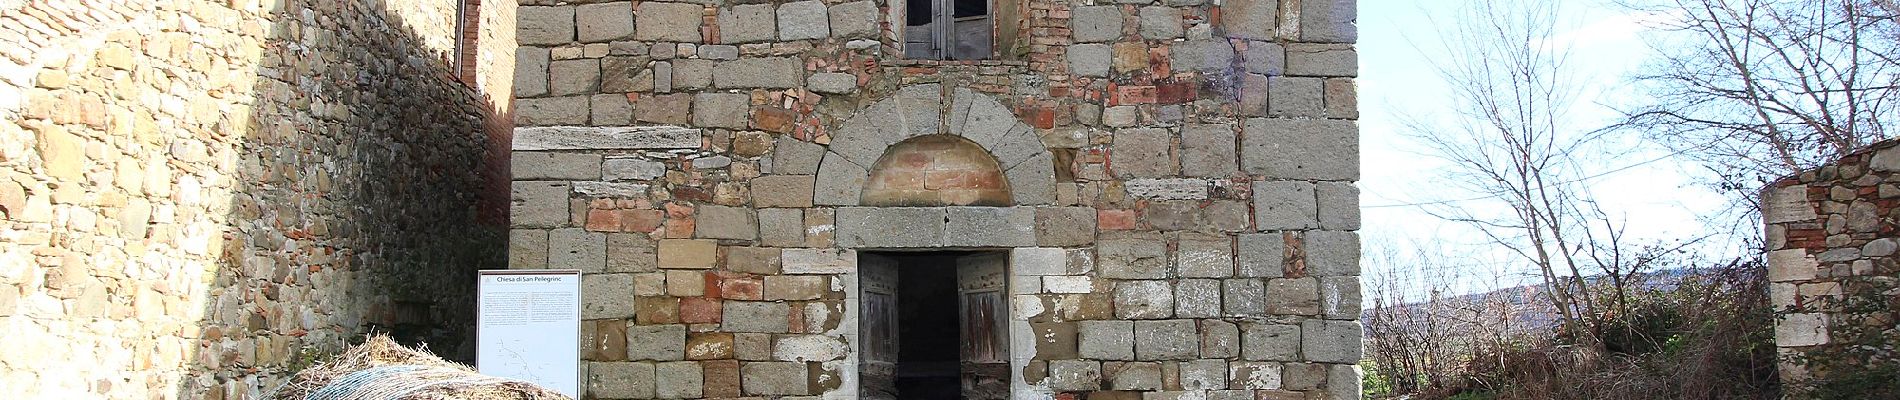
(477, 269, 582, 397)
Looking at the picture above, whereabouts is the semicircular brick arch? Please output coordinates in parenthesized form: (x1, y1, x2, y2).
(814, 83, 1055, 206)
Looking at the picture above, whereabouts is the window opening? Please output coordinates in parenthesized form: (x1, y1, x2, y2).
(903, 0, 994, 60)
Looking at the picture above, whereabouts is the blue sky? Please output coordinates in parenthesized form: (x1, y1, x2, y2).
(1355, 0, 1727, 298)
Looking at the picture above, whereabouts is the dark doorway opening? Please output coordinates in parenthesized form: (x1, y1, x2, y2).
(860, 251, 1010, 400)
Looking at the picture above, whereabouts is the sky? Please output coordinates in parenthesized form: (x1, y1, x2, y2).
(1354, 0, 1729, 299)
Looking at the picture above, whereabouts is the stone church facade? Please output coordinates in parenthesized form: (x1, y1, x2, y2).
(507, 0, 1363, 398)
(0, 0, 1357, 397)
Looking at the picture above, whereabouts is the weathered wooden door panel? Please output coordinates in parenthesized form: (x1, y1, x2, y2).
(860, 253, 900, 400)
(957, 253, 1009, 400)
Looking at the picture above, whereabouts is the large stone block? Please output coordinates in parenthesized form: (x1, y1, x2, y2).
(656, 361, 704, 398)
(945, 207, 1036, 247)
(719, 4, 777, 44)
(714, 57, 803, 89)
(629, 324, 688, 361)
(1098, 233, 1168, 279)
(782, 248, 856, 274)
(836, 207, 945, 247)
(773, 139, 827, 175)
(1007, 154, 1058, 205)
(1035, 207, 1096, 247)
(829, 1, 879, 39)
(1252, 181, 1318, 230)
(1181, 123, 1237, 177)
(517, 96, 591, 126)
(1243, 41, 1286, 75)
(589, 361, 656, 398)
(510, 230, 550, 269)
(1173, 39, 1236, 73)
(673, 59, 715, 90)
(758, 209, 805, 247)
(1776, 313, 1829, 347)
(1301, 319, 1363, 363)
(1201, 319, 1241, 358)
(741, 362, 809, 395)
(1176, 235, 1234, 278)
(582, 273, 636, 319)
(1241, 322, 1299, 361)
(1230, 361, 1283, 389)
(1237, 233, 1285, 277)
(578, 2, 637, 43)
(1317, 182, 1359, 230)
(591, 94, 635, 125)
(607, 233, 659, 272)
(777, 1, 830, 40)
(519, 6, 577, 45)
(1114, 280, 1174, 319)
(639, 93, 693, 124)
(1268, 76, 1325, 117)
(514, 126, 702, 150)
(658, 239, 718, 269)
(723, 301, 792, 333)
(512, 182, 571, 228)
(807, 73, 857, 94)
(515, 47, 551, 97)
(604, 157, 667, 181)
(1069, 44, 1112, 77)
(1048, 360, 1102, 391)
(1180, 359, 1229, 390)
(1124, 179, 1209, 200)
(1072, 6, 1124, 43)
(1241, 118, 1357, 180)
(637, 2, 704, 42)
(1304, 230, 1358, 276)
(552, 228, 608, 272)
(696, 205, 757, 240)
(1079, 320, 1135, 360)
(1174, 279, 1222, 318)
(1319, 276, 1361, 319)
(750, 175, 815, 208)
(514, 151, 602, 180)
(1104, 362, 1162, 390)
(1221, 0, 1276, 40)
(1265, 277, 1319, 315)
(1300, 0, 1358, 43)
(1111, 128, 1175, 178)
(693, 93, 750, 129)
(1134, 320, 1198, 360)
(1328, 364, 1364, 400)
(1287, 44, 1357, 77)
(1223, 278, 1266, 316)
(1139, 6, 1184, 39)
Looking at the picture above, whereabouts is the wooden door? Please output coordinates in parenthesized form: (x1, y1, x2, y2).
(860, 253, 900, 400)
(956, 253, 1010, 399)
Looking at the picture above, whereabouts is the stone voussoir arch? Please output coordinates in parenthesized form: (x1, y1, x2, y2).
(813, 83, 1056, 208)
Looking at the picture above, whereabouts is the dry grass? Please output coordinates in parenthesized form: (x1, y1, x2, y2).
(270, 335, 570, 400)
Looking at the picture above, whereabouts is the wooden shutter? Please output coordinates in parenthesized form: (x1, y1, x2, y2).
(956, 253, 1009, 399)
(859, 253, 900, 400)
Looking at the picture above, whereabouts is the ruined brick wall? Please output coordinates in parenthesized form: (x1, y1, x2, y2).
(1762, 140, 1900, 382)
(0, 0, 512, 397)
(509, 0, 1361, 398)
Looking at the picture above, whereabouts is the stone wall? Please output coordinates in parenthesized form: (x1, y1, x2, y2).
(1761, 140, 1900, 382)
(510, 0, 1361, 398)
(0, 0, 512, 398)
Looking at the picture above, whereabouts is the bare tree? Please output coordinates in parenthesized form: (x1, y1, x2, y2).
(1623, 0, 1900, 196)
(1404, 0, 1614, 343)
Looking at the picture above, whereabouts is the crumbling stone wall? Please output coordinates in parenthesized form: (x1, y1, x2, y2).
(1762, 140, 1900, 382)
(510, 0, 1361, 398)
(0, 0, 512, 398)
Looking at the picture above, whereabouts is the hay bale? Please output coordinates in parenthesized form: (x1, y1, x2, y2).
(271, 335, 570, 400)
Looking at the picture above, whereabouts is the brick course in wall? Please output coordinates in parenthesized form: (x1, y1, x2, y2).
(510, 0, 1361, 398)
(0, 0, 514, 398)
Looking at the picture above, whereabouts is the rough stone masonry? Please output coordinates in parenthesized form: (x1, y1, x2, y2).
(1761, 139, 1900, 383)
(509, 0, 1362, 398)
(1, 0, 516, 398)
